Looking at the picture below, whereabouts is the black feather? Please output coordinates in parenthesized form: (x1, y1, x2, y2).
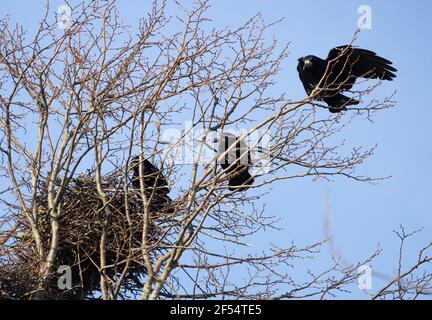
(217, 134, 254, 191)
(297, 45, 397, 112)
(129, 156, 172, 212)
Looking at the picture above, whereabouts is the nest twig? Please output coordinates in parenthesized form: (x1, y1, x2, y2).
(0, 172, 176, 300)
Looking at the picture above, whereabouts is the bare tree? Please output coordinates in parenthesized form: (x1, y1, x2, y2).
(0, 0, 429, 300)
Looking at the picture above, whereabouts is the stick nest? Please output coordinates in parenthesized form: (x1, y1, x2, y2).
(0, 172, 176, 300)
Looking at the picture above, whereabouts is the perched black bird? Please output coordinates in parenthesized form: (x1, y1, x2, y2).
(297, 45, 397, 113)
(129, 156, 172, 211)
(216, 133, 254, 192)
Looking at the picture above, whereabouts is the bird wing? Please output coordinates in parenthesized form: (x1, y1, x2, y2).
(299, 74, 315, 95)
(325, 45, 397, 90)
(228, 167, 254, 191)
(142, 159, 170, 193)
(142, 159, 160, 174)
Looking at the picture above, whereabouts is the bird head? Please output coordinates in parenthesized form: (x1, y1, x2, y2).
(297, 56, 316, 71)
(128, 156, 141, 172)
(297, 57, 304, 64)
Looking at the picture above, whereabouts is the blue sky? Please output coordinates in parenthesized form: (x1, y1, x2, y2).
(1, 1, 431, 299)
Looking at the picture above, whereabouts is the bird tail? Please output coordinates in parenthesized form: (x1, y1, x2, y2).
(324, 94, 359, 113)
(229, 171, 254, 192)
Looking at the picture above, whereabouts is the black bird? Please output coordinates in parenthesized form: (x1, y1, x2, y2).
(216, 133, 254, 192)
(129, 156, 172, 211)
(297, 45, 397, 113)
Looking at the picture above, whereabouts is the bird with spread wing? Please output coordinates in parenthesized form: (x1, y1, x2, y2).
(297, 45, 397, 113)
